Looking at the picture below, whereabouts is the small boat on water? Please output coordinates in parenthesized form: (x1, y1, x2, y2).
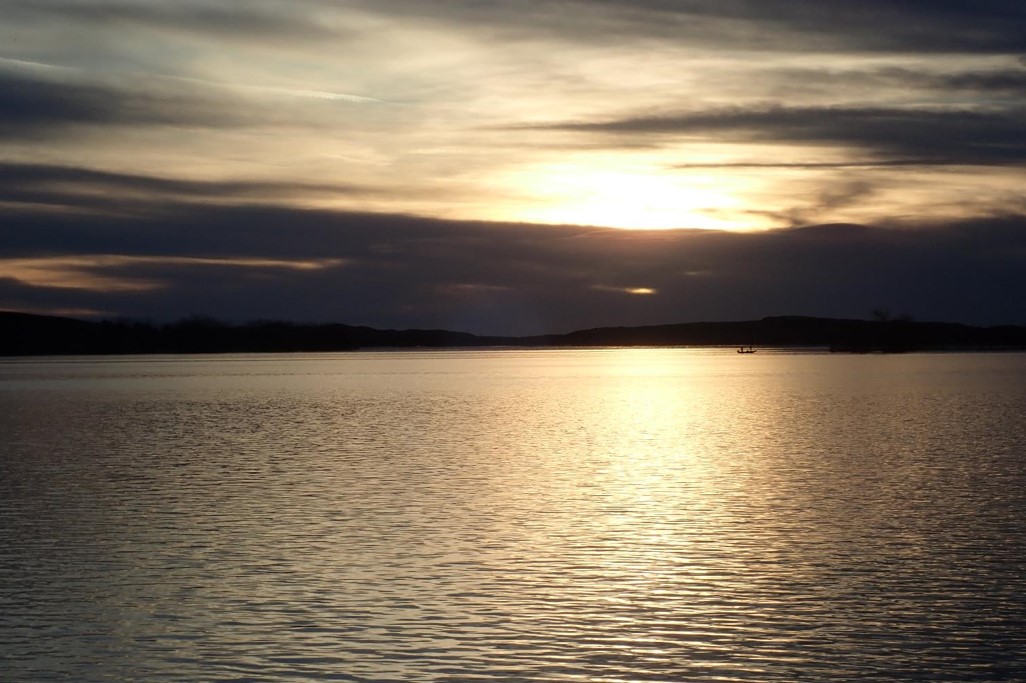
(737, 346, 757, 354)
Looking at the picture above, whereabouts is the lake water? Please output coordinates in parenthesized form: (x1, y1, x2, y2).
(2, 349, 1025, 682)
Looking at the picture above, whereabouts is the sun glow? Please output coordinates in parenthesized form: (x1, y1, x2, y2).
(496, 160, 764, 231)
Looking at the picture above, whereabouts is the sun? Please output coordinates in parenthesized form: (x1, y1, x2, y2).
(492, 158, 765, 231)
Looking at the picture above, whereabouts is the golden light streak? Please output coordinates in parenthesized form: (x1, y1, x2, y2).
(1, 256, 347, 291)
(593, 285, 658, 295)
(0, 305, 109, 318)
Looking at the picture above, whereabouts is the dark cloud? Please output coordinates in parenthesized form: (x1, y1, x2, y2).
(0, 162, 369, 207)
(0, 70, 243, 137)
(0, 65, 380, 140)
(651, 0, 1026, 53)
(856, 66, 1026, 97)
(755, 65, 1026, 104)
(938, 69, 1026, 94)
(537, 105, 1026, 167)
(672, 160, 950, 170)
(349, 0, 1026, 54)
(2, 189, 1025, 333)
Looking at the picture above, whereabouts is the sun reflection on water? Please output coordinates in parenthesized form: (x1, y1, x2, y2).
(2, 350, 1025, 680)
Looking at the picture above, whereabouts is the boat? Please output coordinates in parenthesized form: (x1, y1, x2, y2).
(737, 346, 757, 354)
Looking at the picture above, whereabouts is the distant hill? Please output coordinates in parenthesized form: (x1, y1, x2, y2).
(2, 311, 1025, 356)
(544, 316, 1026, 352)
(0, 312, 512, 356)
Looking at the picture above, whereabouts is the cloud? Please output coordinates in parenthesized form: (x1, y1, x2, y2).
(937, 68, 1026, 95)
(672, 160, 956, 170)
(535, 105, 1026, 166)
(3, 184, 1025, 333)
(0, 162, 370, 209)
(651, 0, 1026, 54)
(857, 66, 1026, 97)
(344, 0, 1026, 54)
(0, 59, 387, 143)
(0, 69, 247, 138)
(1, 0, 341, 43)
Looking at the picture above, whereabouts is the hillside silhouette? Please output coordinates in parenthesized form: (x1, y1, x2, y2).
(2, 311, 1025, 356)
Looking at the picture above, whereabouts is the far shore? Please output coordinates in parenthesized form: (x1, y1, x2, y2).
(3, 311, 1025, 357)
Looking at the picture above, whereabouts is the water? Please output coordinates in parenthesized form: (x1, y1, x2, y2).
(2, 349, 1025, 682)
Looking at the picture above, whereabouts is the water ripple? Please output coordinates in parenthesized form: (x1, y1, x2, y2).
(2, 350, 1025, 681)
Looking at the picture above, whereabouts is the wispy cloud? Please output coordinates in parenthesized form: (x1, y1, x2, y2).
(533, 105, 1026, 166)
(1, 0, 342, 42)
(0, 162, 370, 206)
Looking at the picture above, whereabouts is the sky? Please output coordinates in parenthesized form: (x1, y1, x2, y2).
(1, 0, 1025, 335)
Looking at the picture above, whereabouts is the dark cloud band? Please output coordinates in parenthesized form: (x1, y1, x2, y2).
(533, 105, 1026, 166)
(3, 185, 1024, 332)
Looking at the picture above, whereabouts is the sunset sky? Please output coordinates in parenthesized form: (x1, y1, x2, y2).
(2, 1, 1025, 334)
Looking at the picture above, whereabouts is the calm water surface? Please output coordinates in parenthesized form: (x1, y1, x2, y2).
(2, 349, 1025, 681)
